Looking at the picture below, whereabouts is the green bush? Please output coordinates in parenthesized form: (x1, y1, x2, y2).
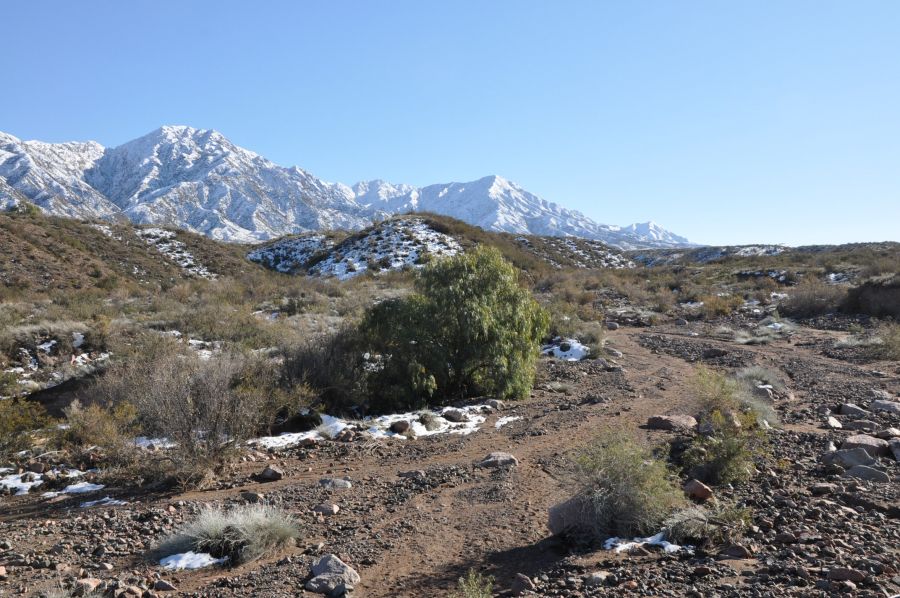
(574, 431, 685, 540)
(360, 246, 548, 412)
(450, 569, 494, 598)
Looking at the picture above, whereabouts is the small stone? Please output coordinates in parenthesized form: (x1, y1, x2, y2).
(510, 572, 536, 595)
(823, 447, 877, 468)
(839, 403, 870, 419)
(389, 420, 410, 434)
(0, 566, 6, 580)
(398, 470, 426, 480)
(476, 452, 519, 468)
(259, 465, 284, 481)
(74, 578, 102, 594)
(718, 544, 753, 559)
(826, 416, 843, 429)
(809, 482, 836, 496)
(693, 566, 713, 577)
(774, 532, 797, 544)
(606, 321, 620, 330)
(828, 567, 866, 582)
(313, 503, 340, 516)
(872, 399, 900, 415)
(675, 318, 688, 326)
(153, 580, 177, 591)
(701, 347, 728, 359)
(621, 580, 639, 590)
(319, 478, 352, 490)
(241, 491, 265, 503)
(876, 427, 900, 439)
(845, 464, 890, 483)
(841, 434, 890, 456)
(647, 414, 697, 432)
(486, 399, 504, 410)
(584, 571, 611, 587)
(305, 554, 361, 594)
(683, 479, 713, 501)
(443, 409, 467, 423)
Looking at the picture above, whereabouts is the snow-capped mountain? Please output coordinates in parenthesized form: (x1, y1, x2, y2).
(0, 126, 693, 248)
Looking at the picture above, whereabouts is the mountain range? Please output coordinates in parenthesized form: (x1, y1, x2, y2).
(0, 126, 692, 248)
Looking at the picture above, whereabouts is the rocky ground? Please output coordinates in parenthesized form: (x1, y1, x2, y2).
(1, 321, 898, 597)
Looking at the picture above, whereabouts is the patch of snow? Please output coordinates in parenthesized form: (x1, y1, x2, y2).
(1, 471, 43, 495)
(603, 531, 692, 555)
(37, 340, 57, 353)
(134, 436, 177, 449)
(42, 481, 105, 498)
(251, 404, 491, 449)
(136, 227, 215, 279)
(160, 551, 227, 570)
(495, 415, 522, 428)
(541, 338, 591, 361)
(72, 332, 85, 349)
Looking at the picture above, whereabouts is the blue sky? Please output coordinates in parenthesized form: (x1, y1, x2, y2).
(3, 1, 899, 245)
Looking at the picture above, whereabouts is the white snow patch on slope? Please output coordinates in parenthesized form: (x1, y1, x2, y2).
(136, 228, 215, 279)
(307, 218, 461, 280)
(495, 416, 522, 428)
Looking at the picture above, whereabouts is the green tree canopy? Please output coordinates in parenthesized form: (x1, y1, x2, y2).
(361, 246, 548, 412)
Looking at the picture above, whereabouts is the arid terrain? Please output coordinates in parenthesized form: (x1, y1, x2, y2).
(1, 210, 898, 597)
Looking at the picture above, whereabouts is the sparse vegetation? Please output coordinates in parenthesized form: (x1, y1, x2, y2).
(573, 430, 685, 540)
(153, 504, 299, 565)
(0, 398, 49, 458)
(665, 503, 753, 547)
(450, 569, 495, 598)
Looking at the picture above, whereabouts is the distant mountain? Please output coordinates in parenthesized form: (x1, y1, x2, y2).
(0, 126, 693, 248)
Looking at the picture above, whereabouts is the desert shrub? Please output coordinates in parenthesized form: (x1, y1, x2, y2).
(58, 400, 139, 465)
(573, 431, 685, 540)
(874, 322, 900, 360)
(95, 348, 268, 487)
(360, 246, 549, 412)
(698, 294, 743, 319)
(665, 503, 752, 547)
(683, 367, 771, 485)
(0, 399, 49, 458)
(779, 278, 847, 317)
(695, 365, 778, 426)
(451, 569, 494, 598)
(682, 410, 767, 486)
(280, 327, 368, 415)
(153, 504, 299, 565)
(0, 370, 20, 398)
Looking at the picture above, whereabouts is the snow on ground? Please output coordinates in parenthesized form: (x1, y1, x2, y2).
(604, 532, 693, 555)
(251, 404, 490, 449)
(42, 481, 105, 498)
(495, 415, 522, 428)
(1, 468, 87, 496)
(247, 234, 333, 273)
(80, 496, 128, 508)
(134, 436, 177, 449)
(541, 338, 591, 361)
(160, 551, 227, 570)
(137, 227, 215, 279)
(308, 218, 462, 280)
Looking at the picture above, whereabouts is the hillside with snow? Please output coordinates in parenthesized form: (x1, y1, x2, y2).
(0, 126, 693, 249)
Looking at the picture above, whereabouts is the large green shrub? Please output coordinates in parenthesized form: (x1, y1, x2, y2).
(361, 246, 549, 412)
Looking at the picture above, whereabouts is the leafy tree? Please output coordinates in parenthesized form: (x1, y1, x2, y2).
(361, 246, 548, 411)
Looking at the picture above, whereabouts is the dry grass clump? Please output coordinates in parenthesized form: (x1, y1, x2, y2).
(153, 504, 299, 565)
(874, 322, 900, 360)
(698, 294, 744, 319)
(573, 430, 685, 539)
(779, 278, 847, 317)
(665, 503, 752, 547)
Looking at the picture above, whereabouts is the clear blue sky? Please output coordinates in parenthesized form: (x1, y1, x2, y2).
(3, 1, 899, 246)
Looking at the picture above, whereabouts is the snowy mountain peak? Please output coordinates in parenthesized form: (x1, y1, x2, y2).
(0, 126, 693, 249)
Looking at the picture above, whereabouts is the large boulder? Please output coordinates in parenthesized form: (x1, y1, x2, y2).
(845, 465, 890, 483)
(841, 434, 890, 457)
(548, 495, 594, 537)
(305, 554, 360, 594)
(839, 404, 870, 419)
